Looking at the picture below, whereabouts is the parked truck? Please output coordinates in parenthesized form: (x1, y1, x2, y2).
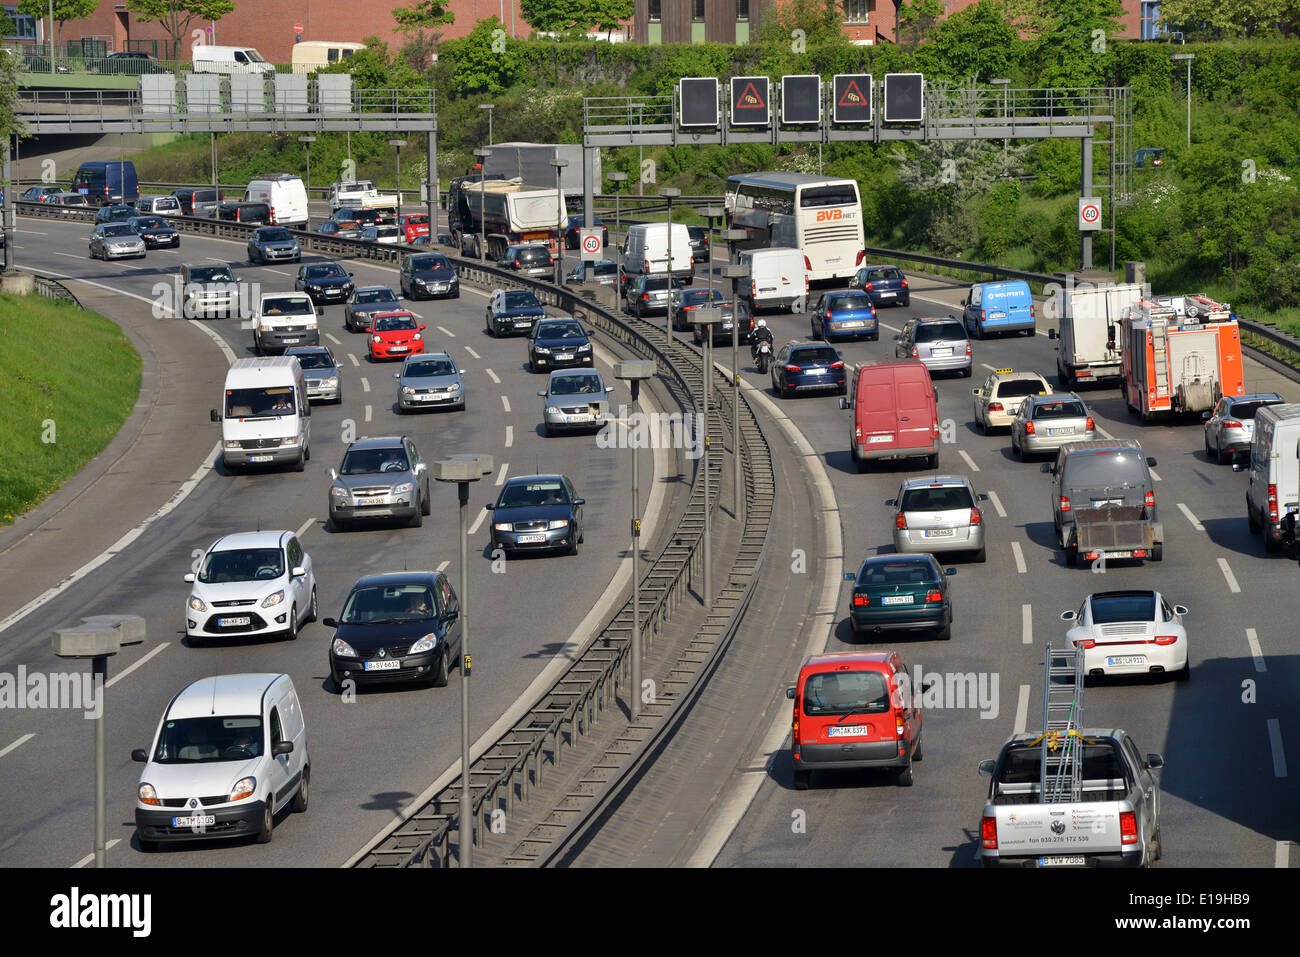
(1048, 281, 1145, 389)
(446, 175, 563, 261)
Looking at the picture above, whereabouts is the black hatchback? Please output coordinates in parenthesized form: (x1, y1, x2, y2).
(400, 252, 459, 300)
(295, 261, 355, 304)
(487, 474, 585, 556)
(128, 215, 180, 249)
(324, 571, 462, 690)
(528, 317, 594, 373)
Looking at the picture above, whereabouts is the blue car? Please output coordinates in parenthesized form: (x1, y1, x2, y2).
(961, 280, 1035, 339)
(771, 341, 846, 399)
(851, 264, 910, 308)
(487, 288, 547, 337)
(812, 290, 878, 341)
(247, 226, 301, 264)
(528, 317, 594, 373)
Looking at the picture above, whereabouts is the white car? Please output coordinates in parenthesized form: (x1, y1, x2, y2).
(1061, 590, 1189, 680)
(184, 531, 316, 643)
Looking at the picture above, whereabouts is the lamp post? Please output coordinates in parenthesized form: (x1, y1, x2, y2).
(614, 359, 656, 719)
(721, 260, 748, 523)
(608, 171, 628, 294)
(695, 204, 724, 306)
(690, 308, 720, 612)
(388, 138, 407, 223)
(433, 453, 494, 868)
(659, 187, 681, 340)
(297, 135, 316, 205)
(479, 103, 495, 147)
(551, 158, 568, 284)
(474, 147, 491, 260)
(631, 102, 646, 195)
(1172, 53, 1194, 150)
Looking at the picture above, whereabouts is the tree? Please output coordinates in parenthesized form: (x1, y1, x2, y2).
(754, 0, 845, 48)
(439, 17, 522, 97)
(898, 0, 946, 46)
(1158, 0, 1300, 37)
(923, 0, 1020, 83)
(392, 0, 455, 33)
(1009, 0, 1123, 89)
(126, 1, 237, 59)
(520, 0, 632, 33)
(17, 0, 99, 48)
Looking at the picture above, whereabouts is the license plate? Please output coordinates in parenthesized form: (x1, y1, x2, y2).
(218, 616, 251, 627)
(1107, 550, 1133, 558)
(868, 435, 893, 443)
(882, 595, 914, 605)
(555, 354, 574, 361)
(514, 321, 530, 327)
(827, 725, 871, 737)
(931, 348, 953, 357)
(991, 312, 1007, 319)
(357, 496, 387, 505)
(283, 338, 300, 344)
(364, 659, 400, 672)
(1107, 655, 1147, 666)
(840, 321, 865, 328)
(1048, 428, 1070, 436)
(517, 533, 547, 543)
(1092, 499, 1122, 507)
(391, 346, 408, 352)
(566, 414, 593, 423)
(879, 291, 895, 298)
(416, 394, 434, 401)
(172, 815, 216, 828)
(249, 454, 273, 463)
(807, 367, 825, 375)
(923, 528, 955, 537)
(1038, 856, 1085, 867)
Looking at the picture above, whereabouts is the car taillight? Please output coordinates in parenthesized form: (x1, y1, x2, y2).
(864, 282, 873, 290)
(896, 715, 906, 738)
(1084, 551, 1100, 561)
(792, 698, 800, 749)
(1075, 638, 1095, 649)
(1223, 418, 1243, 428)
(981, 814, 998, 849)
(1030, 304, 1036, 320)
(1025, 421, 1036, 434)
(910, 346, 919, 358)
(931, 421, 940, 439)
(896, 512, 907, 529)
(855, 250, 865, 266)
(1120, 811, 1137, 845)
(925, 589, 943, 603)
(988, 402, 1004, 413)
(980, 309, 986, 321)
(854, 426, 862, 439)
(901, 279, 909, 288)
(826, 310, 833, 319)
(853, 594, 871, 606)
(965, 342, 972, 356)
(641, 293, 649, 300)
(1154, 635, 1178, 645)
(785, 364, 800, 372)
(1268, 483, 1278, 522)
(644, 260, 650, 271)
(1060, 496, 1071, 512)
(751, 281, 756, 295)
(1085, 416, 1094, 431)
(970, 508, 981, 525)
(1145, 490, 1155, 508)
(830, 361, 844, 369)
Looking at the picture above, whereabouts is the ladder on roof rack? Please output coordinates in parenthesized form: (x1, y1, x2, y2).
(1151, 319, 1170, 398)
(1041, 643, 1085, 803)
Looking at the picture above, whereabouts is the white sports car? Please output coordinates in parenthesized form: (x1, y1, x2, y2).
(1061, 590, 1189, 681)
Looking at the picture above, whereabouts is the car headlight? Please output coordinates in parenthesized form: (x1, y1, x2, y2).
(412, 333, 422, 341)
(393, 482, 414, 495)
(138, 783, 160, 806)
(409, 633, 439, 654)
(333, 637, 358, 658)
(577, 343, 591, 351)
(229, 776, 256, 802)
(306, 284, 321, 292)
(534, 346, 551, 354)
(414, 278, 427, 286)
(223, 439, 240, 449)
(494, 522, 513, 532)
(401, 386, 415, 395)
(261, 590, 285, 608)
(325, 376, 338, 387)
(188, 594, 207, 612)
(449, 382, 461, 391)
(548, 519, 570, 530)
(373, 335, 383, 343)
(331, 485, 348, 498)
(546, 406, 559, 414)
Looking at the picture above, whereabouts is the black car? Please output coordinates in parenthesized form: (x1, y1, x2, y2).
(323, 571, 462, 689)
(95, 204, 137, 224)
(771, 341, 847, 399)
(316, 218, 363, 240)
(400, 252, 459, 300)
(528, 318, 594, 373)
(498, 244, 553, 277)
(686, 225, 710, 265)
(345, 285, 402, 332)
(127, 215, 180, 249)
(486, 288, 547, 337)
(295, 262, 355, 305)
(95, 51, 167, 75)
(563, 214, 609, 250)
(673, 287, 728, 333)
(487, 474, 584, 556)
(217, 201, 271, 225)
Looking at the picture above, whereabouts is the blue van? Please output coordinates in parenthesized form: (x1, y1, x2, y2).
(72, 161, 140, 207)
(961, 280, 1035, 339)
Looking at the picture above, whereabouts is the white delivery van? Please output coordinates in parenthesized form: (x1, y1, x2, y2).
(192, 45, 276, 75)
(1243, 403, 1300, 553)
(246, 176, 310, 230)
(132, 673, 310, 849)
(737, 247, 809, 312)
(290, 40, 364, 73)
(622, 222, 694, 286)
(252, 290, 319, 355)
(210, 356, 312, 472)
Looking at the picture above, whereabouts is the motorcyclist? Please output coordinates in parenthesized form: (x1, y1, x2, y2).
(749, 319, 774, 361)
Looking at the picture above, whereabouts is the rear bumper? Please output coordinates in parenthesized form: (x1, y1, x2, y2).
(855, 442, 937, 461)
(978, 320, 1034, 335)
(794, 740, 910, 771)
(850, 604, 948, 632)
(980, 850, 1142, 868)
(895, 527, 983, 553)
(1022, 431, 1092, 454)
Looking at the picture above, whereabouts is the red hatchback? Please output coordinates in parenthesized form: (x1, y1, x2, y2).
(400, 214, 430, 243)
(369, 311, 426, 361)
(786, 651, 924, 789)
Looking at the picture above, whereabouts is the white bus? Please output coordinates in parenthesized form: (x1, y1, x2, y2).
(723, 173, 864, 283)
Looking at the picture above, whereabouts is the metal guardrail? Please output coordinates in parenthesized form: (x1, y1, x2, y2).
(32, 274, 84, 307)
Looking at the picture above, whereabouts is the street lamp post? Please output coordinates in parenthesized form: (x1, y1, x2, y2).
(297, 135, 316, 205)
(433, 453, 494, 868)
(479, 103, 495, 147)
(551, 158, 568, 284)
(659, 187, 681, 340)
(474, 147, 491, 260)
(608, 171, 628, 295)
(720, 260, 749, 523)
(690, 308, 720, 612)
(1172, 53, 1195, 150)
(388, 139, 407, 223)
(614, 359, 656, 719)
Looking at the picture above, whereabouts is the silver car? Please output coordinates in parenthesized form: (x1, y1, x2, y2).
(539, 369, 614, 436)
(895, 317, 972, 377)
(345, 285, 402, 333)
(88, 222, 146, 260)
(327, 436, 431, 531)
(887, 476, 987, 562)
(1011, 393, 1095, 458)
(286, 345, 343, 404)
(395, 353, 465, 413)
(1203, 392, 1284, 464)
(179, 263, 239, 318)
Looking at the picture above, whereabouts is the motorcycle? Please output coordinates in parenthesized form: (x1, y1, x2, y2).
(753, 339, 772, 374)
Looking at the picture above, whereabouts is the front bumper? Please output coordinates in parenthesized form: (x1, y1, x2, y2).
(531, 351, 593, 370)
(372, 343, 424, 360)
(136, 800, 266, 843)
(305, 382, 341, 402)
(330, 499, 418, 523)
(492, 526, 576, 552)
(103, 245, 146, 259)
(412, 280, 459, 298)
(187, 604, 294, 638)
(399, 390, 462, 409)
(544, 409, 610, 431)
(257, 329, 320, 353)
(303, 287, 352, 304)
(493, 315, 542, 335)
(141, 234, 179, 248)
(894, 526, 984, 554)
(184, 296, 236, 318)
(331, 647, 440, 685)
(222, 444, 303, 467)
(254, 247, 301, 261)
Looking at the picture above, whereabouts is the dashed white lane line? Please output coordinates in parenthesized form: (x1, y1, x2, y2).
(0, 734, 35, 761)
(1178, 503, 1204, 531)
(980, 363, 996, 372)
(1011, 541, 1027, 574)
(467, 508, 489, 536)
(880, 321, 902, 333)
(348, 354, 359, 367)
(958, 449, 980, 472)
(1277, 842, 1292, 868)
(1267, 719, 1288, 777)
(296, 517, 315, 539)
(364, 405, 372, 423)
(436, 560, 450, 573)
(1149, 468, 1162, 482)
(265, 268, 295, 277)
(1093, 424, 1116, 440)
(486, 368, 501, 384)
(987, 490, 1007, 518)
(465, 346, 481, 359)
(437, 325, 456, 338)
(104, 643, 170, 690)
(72, 839, 121, 869)
(505, 425, 513, 448)
(1014, 685, 1030, 735)
(501, 395, 511, 412)
(1246, 628, 1267, 673)
(1022, 604, 1033, 645)
(361, 377, 371, 393)
(1218, 557, 1241, 594)
(495, 462, 509, 485)
(325, 333, 341, 345)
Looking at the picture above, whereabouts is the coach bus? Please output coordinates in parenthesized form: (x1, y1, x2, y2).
(723, 173, 864, 283)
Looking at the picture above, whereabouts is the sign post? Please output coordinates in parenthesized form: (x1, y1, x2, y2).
(579, 228, 602, 262)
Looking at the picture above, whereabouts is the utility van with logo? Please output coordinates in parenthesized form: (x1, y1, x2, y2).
(737, 247, 809, 313)
(1241, 403, 1300, 553)
(840, 359, 940, 471)
(245, 176, 310, 230)
(211, 356, 312, 472)
(962, 280, 1036, 338)
(621, 222, 694, 286)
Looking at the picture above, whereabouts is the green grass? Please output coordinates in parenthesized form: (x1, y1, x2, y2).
(0, 294, 141, 525)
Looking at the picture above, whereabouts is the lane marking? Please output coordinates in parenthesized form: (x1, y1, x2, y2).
(957, 449, 980, 472)
(1178, 503, 1204, 531)
(296, 517, 315, 539)
(880, 321, 902, 333)
(501, 395, 511, 412)
(495, 463, 509, 486)
(104, 642, 170, 690)
(1022, 603, 1033, 645)
(467, 507, 489, 536)
(436, 560, 450, 573)
(486, 368, 501, 384)
(325, 333, 341, 345)
(72, 839, 121, 869)
(1011, 541, 1027, 574)
(1217, 557, 1241, 594)
(0, 734, 35, 760)
(1267, 719, 1287, 777)
(504, 425, 513, 448)
(1014, 685, 1030, 735)
(980, 363, 996, 372)
(465, 346, 481, 359)
(437, 325, 456, 338)
(1093, 424, 1115, 440)
(1149, 468, 1162, 482)
(17, 228, 48, 235)
(348, 353, 359, 367)
(987, 489, 1006, 518)
(264, 268, 295, 277)
(361, 377, 370, 393)
(364, 404, 372, 423)
(1246, 628, 1267, 673)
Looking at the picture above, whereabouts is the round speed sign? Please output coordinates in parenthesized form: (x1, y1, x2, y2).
(1081, 204, 1100, 223)
(582, 233, 602, 254)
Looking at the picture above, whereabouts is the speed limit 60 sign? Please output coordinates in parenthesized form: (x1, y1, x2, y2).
(579, 227, 603, 260)
(1078, 197, 1102, 231)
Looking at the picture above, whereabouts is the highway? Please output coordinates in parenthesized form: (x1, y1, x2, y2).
(0, 214, 664, 867)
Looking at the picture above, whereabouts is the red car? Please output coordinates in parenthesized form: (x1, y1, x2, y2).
(399, 214, 430, 243)
(369, 311, 426, 361)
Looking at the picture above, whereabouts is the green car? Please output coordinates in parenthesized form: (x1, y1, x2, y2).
(847, 554, 955, 640)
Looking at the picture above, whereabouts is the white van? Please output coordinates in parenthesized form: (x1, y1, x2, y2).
(291, 40, 364, 73)
(1243, 403, 1300, 552)
(210, 356, 312, 472)
(192, 45, 276, 75)
(246, 176, 310, 230)
(252, 290, 319, 355)
(621, 222, 694, 286)
(737, 247, 809, 312)
(132, 673, 310, 849)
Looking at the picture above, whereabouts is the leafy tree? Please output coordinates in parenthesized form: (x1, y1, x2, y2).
(392, 0, 455, 33)
(17, 0, 99, 48)
(1158, 0, 1300, 38)
(126, 0, 237, 59)
(921, 0, 1020, 82)
(0, 47, 22, 141)
(1008, 0, 1123, 89)
(520, 0, 633, 33)
(438, 17, 523, 97)
(754, 0, 845, 48)
(898, 0, 946, 46)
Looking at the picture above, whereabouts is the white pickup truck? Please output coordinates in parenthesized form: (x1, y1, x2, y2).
(977, 729, 1164, 868)
(329, 180, 399, 214)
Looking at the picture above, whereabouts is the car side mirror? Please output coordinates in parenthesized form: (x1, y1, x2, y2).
(1146, 457, 1157, 467)
(322, 617, 338, 628)
(347, 272, 353, 277)
(972, 389, 982, 396)
(538, 390, 547, 397)
(210, 409, 220, 422)
(978, 759, 995, 776)
(1040, 464, 1053, 474)
(328, 468, 338, 480)
(291, 566, 306, 578)
(1173, 605, 1188, 616)
(132, 749, 148, 763)
(1145, 754, 1164, 770)
(960, 298, 968, 306)
(1060, 610, 1076, 622)
(394, 372, 401, 379)
(785, 686, 796, 700)
(414, 462, 426, 473)
(884, 498, 896, 506)
(1201, 411, 1211, 420)
(606, 385, 615, 393)
(184, 572, 196, 584)
(978, 493, 989, 501)
(272, 741, 294, 756)
(573, 498, 586, 506)
(484, 503, 494, 510)
(1232, 461, 1245, 472)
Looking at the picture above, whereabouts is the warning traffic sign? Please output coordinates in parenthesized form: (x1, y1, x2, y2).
(832, 74, 873, 124)
(1078, 197, 1102, 231)
(731, 76, 770, 126)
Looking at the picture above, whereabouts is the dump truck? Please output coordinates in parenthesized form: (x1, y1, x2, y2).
(481, 143, 597, 197)
(1049, 281, 1145, 389)
(446, 175, 563, 261)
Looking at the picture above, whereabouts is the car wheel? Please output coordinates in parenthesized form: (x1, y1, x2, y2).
(936, 623, 952, 641)
(1204, 433, 1214, 459)
(1216, 444, 1231, 466)
(286, 605, 299, 641)
(856, 452, 869, 474)
(304, 444, 310, 462)
(569, 535, 581, 556)
(431, 644, 450, 687)
(1151, 543, 1163, 562)
(1013, 436, 1023, 459)
(896, 765, 914, 787)
(1248, 508, 1261, 534)
(306, 587, 318, 623)
(793, 768, 811, 790)
(410, 502, 424, 528)
(1175, 659, 1190, 683)
(255, 800, 274, 844)
(328, 515, 348, 533)
(529, 359, 538, 374)
(961, 365, 972, 378)
(291, 765, 310, 812)
(544, 421, 554, 437)
(292, 450, 305, 472)
(1265, 528, 1281, 553)
(912, 737, 923, 761)
(421, 488, 432, 516)
(1066, 544, 1079, 567)
(925, 453, 938, 469)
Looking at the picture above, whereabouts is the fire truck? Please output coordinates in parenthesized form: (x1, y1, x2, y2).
(1119, 294, 1244, 421)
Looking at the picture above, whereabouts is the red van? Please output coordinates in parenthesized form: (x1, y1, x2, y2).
(841, 359, 939, 472)
(786, 651, 925, 789)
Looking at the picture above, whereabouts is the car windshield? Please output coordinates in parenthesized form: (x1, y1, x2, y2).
(498, 480, 568, 508)
(60, 195, 85, 204)
(1062, 451, 1142, 488)
(260, 297, 314, 316)
(517, 248, 550, 262)
(997, 379, 1044, 398)
(1226, 399, 1279, 420)
(1033, 400, 1088, 419)
(411, 255, 447, 271)
(331, 221, 360, 231)
(865, 267, 903, 281)
(827, 295, 867, 310)
(858, 560, 939, 586)
(538, 321, 584, 339)
(682, 290, 723, 306)
(997, 744, 1125, 785)
(645, 279, 681, 292)
(901, 485, 974, 511)
(199, 547, 284, 583)
(791, 347, 839, 366)
(550, 373, 603, 396)
(132, 217, 165, 229)
(354, 288, 396, 304)
(224, 386, 296, 418)
(101, 224, 135, 237)
(405, 358, 456, 377)
(376, 225, 400, 236)
(257, 228, 293, 243)
(151, 716, 264, 764)
(592, 262, 616, 276)
(375, 314, 417, 332)
(405, 215, 428, 225)
(1089, 592, 1157, 624)
(801, 670, 891, 717)
(914, 322, 965, 343)
(305, 264, 345, 279)
(504, 291, 540, 309)
(188, 266, 234, 283)
(103, 207, 133, 218)
(340, 584, 436, 623)
(289, 351, 332, 370)
(341, 447, 409, 474)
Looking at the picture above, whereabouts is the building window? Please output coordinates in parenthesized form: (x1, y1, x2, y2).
(737, 0, 749, 20)
(842, 0, 869, 24)
(1140, 2, 1165, 40)
(693, 0, 704, 20)
(648, 0, 661, 21)
(3, 7, 37, 41)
